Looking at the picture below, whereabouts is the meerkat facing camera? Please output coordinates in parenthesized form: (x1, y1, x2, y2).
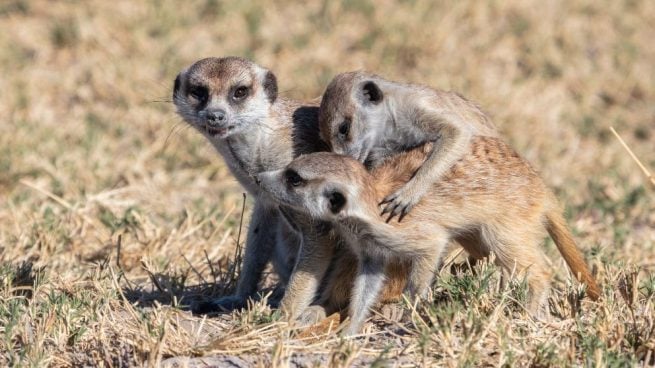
(173, 57, 409, 320)
(319, 71, 499, 221)
(256, 136, 600, 335)
(173, 56, 309, 312)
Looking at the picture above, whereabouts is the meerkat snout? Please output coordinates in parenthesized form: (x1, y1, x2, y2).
(199, 108, 230, 136)
(206, 109, 226, 123)
(252, 173, 262, 185)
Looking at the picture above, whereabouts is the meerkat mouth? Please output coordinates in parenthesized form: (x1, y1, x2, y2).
(205, 125, 234, 137)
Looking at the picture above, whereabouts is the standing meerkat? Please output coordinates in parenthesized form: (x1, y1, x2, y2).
(173, 56, 314, 311)
(256, 136, 601, 335)
(319, 71, 499, 221)
(173, 57, 407, 318)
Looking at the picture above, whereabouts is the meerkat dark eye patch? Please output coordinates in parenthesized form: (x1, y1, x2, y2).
(325, 190, 346, 214)
(362, 81, 383, 104)
(284, 169, 305, 188)
(188, 85, 209, 104)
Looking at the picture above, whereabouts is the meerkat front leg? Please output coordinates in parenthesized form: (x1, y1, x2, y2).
(345, 255, 386, 336)
(280, 224, 335, 320)
(208, 201, 279, 311)
(381, 114, 473, 221)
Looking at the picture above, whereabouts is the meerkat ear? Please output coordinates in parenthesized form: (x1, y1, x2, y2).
(263, 71, 278, 103)
(325, 189, 347, 215)
(173, 68, 188, 100)
(361, 81, 383, 104)
(173, 73, 182, 100)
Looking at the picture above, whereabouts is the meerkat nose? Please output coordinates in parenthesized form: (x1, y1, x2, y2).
(206, 109, 226, 125)
(252, 174, 261, 185)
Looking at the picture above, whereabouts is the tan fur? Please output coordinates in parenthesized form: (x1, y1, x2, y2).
(256, 136, 600, 334)
(364, 137, 600, 301)
(318, 71, 499, 220)
(317, 255, 410, 315)
(173, 57, 407, 318)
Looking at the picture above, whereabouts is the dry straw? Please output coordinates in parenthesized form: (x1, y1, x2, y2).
(609, 126, 655, 187)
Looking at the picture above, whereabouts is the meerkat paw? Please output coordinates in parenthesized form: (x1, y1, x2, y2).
(528, 303, 552, 323)
(379, 183, 426, 222)
(379, 303, 404, 322)
(295, 305, 328, 327)
(191, 295, 246, 314)
(529, 308, 553, 323)
(341, 321, 363, 337)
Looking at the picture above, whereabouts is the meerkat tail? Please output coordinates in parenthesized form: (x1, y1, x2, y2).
(545, 210, 601, 300)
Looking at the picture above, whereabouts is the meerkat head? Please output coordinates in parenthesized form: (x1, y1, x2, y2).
(319, 71, 387, 163)
(255, 152, 369, 221)
(173, 56, 278, 140)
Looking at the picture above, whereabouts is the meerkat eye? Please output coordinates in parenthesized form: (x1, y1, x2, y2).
(284, 169, 305, 187)
(338, 119, 351, 139)
(188, 86, 208, 103)
(233, 86, 249, 100)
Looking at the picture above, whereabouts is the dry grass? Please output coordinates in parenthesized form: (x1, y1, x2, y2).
(1, 0, 654, 366)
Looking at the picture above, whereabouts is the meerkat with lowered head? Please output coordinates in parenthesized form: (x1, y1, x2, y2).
(172, 57, 408, 319)
(319, 71, 499, 221)
(256, 136, 601, 335)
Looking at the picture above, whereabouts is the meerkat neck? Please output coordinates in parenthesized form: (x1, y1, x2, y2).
(379, 82, 416, 139)
(382, 98, 397, 132)
(213, 99, 295, 176)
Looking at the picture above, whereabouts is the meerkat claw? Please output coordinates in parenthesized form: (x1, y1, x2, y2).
(397, 205, 410, 222)
(384, 203, 401, 222)
(380, 194, 396, 206)
(380, 201, 396, 216)
(383, 194, 413, 222)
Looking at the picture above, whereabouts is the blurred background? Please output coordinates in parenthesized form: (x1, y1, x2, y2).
(0, 0, 653, 363)
(2, 0, 653, 270)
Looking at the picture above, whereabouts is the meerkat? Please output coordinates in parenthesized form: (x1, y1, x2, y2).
(255, 136, 601, 335)
(319, 71, 499, 222)
(172, 57, 407, 320)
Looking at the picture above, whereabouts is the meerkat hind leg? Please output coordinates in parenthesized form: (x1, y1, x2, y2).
(484, 224, 552, 319)
(404, 234, 450, 300)
(455, 230, 491, 264)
